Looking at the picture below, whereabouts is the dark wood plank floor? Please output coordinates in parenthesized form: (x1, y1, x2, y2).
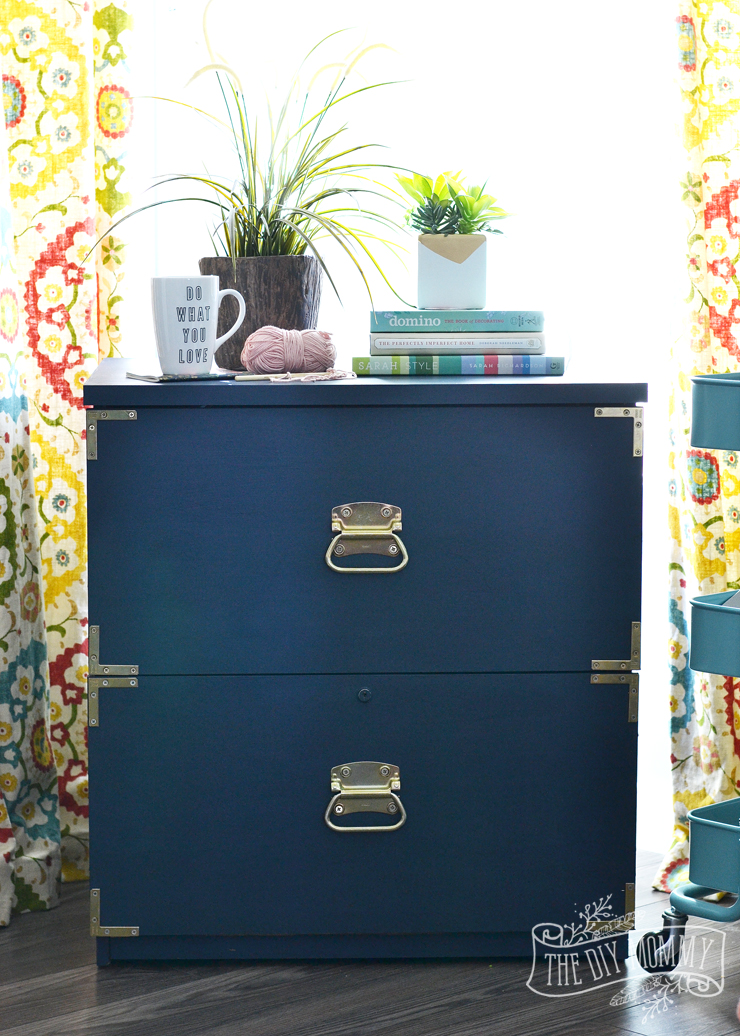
(2, 851, 740, 1036)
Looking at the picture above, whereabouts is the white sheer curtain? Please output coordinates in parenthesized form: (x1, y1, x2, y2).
(125, 0, 679, 850)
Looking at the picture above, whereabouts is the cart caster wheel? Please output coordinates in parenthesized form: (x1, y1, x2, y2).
(636, 908, 688, 974)
(637, 932, 680, 973)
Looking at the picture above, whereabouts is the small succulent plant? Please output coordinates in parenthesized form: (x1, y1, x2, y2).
(406, 197, 458, 235)
(396, 172, 509, 235)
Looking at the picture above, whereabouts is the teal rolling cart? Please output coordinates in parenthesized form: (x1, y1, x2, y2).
(638, 373, 740, 973)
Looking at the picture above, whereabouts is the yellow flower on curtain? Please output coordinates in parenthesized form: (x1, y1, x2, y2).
(0, 0, 133, 883)
(658, 0, 740, 891)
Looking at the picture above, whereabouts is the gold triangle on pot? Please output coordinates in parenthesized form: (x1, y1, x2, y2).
(418, 234, 486, 264)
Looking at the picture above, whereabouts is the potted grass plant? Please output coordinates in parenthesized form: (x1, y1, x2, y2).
(397, 172, 509, 310)
(99, 32, 406, 368)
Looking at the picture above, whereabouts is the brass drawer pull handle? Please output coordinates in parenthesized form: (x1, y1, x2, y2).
(325, 502, 408, 573)
(325, 761, 407, 832)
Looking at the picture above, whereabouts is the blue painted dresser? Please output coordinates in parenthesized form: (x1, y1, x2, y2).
(84, 359, 646, 964)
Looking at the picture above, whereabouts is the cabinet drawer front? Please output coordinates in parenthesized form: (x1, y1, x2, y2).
(90, 674, 636, 937)
(88, 405, 641, 674)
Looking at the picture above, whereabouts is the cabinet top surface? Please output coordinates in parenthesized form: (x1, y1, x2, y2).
(84, 358, 648, 407)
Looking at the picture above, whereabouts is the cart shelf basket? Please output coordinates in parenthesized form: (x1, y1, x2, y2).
(690, 591, 740, 676)
(688, 799, 740, 894)
(692, 373, 740, 450)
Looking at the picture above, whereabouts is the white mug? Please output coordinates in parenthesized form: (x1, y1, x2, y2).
(151, 276, 246, 375)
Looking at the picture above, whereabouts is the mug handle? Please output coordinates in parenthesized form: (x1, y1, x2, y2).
(215, 289, 247, 347)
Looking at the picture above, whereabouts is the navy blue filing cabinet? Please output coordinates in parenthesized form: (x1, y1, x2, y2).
(84, 359, 645, 964)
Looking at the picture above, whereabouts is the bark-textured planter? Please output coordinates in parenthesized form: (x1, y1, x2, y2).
(417, 234, 486, 310)
(198, 255, 323, 369)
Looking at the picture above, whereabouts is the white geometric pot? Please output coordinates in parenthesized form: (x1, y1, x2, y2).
(417, 233, 487, 309)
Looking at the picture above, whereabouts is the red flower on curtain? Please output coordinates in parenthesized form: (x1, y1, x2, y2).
(64, 264, 85, 286)
(49, 722, 70, 747)
(704, 181, 740, 236)
(24, 219, 94, 410)
(708, 301, 740, 358)
(48, 640, 88, 706)
(705, 181, 740, 357)
(57, 759, 88, 818)
(708, 256, 737, 282)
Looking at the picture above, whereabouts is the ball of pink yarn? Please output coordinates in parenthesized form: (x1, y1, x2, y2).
(241, 326, 336, 375)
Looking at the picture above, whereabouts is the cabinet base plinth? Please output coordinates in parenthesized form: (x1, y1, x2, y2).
(99, 932, 629, 964)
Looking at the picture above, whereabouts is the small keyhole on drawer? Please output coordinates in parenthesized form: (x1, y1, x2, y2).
(358, 688, 372, 703)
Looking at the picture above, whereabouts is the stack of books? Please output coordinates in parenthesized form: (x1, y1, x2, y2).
(352, 309, 564, 377)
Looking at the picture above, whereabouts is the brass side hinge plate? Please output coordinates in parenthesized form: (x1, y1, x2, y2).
(594, 406, 644, 457)
(88, 676, 138, 727)
(90, 888, 139, 937)
(625, 881, 636, 920)
(592, 622, 641, 672)
(89, 626, 138, 677)
(586, 882, 636, 933)
(591, 672, 639, 723)
(86, 409, 137, 460)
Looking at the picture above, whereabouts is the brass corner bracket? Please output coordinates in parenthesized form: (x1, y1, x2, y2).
(86, 409, 137, 461)
(594, 407, 644, 457)
(87, 676, 138, 727)
(592, 622, 641, 673)
(90, 888, 139, 937)
(89, 626, 138, 677)
(591, 671, 639, 723)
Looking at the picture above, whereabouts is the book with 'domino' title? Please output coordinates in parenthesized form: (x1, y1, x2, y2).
(370, 333, 545, 355)
(353, 355, 565, 376)
(370, 309, 544, 332)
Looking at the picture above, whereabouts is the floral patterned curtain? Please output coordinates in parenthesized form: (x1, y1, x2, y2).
(0, 0, 133, 918)
(658, 0, 740, 891)
(0, 43, 56, 927)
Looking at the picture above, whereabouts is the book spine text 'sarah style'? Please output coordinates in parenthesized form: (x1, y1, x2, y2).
(370, 310, 544, 333)
(370, 333, 545, 355)
(353, 356, 565, 376)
